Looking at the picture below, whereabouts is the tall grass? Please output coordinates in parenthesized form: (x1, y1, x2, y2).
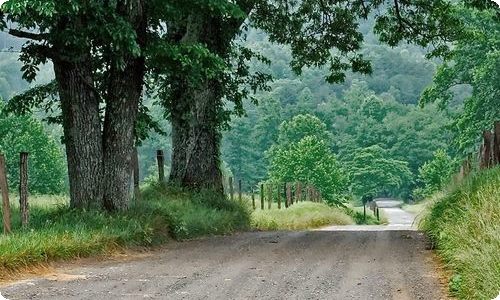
(420, 167, 500, 300)
(251, 202, 354, 230)
(0, 183, 250, 279)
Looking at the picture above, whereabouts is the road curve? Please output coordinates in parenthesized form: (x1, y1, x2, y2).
(1, 230, 447, 300)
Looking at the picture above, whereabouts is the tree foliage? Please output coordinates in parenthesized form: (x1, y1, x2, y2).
(349, 145, 412, 198)
(268, 136, 348, 206)
(0, 102, 65, 194)
(414, 149, 454, 199)
(421, 6, 500, 153)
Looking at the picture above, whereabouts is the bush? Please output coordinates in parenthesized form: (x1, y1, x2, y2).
(420, 167, 500, 299)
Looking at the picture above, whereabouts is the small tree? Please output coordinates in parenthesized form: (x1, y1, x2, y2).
(267, 114, 347, 205)
(349, 145, 413, 199)
(277, 114, 332, 146)
(414, 149, 454, 199)
(0, 103, 66, 194)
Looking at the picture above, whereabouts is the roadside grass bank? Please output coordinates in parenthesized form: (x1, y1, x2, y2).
(420, 167, 500, 300)
(251, 202, 354, 230)
(0, 183, 250, 280)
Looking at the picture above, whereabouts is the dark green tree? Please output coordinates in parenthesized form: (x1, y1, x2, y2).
(268, 136, 348, 205)
(413, 149, 454, 199)
(349, 145, 413, 198)
(421, 6, 500, 153)
(0, 102, 65, 194)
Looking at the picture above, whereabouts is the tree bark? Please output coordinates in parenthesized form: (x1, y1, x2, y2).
(493, 121, 500, 166)
(54, 57, 104, 209)
(102, 0, 146, 211)
(168, 12, 245, 194)
(480, 130, 493, 169)
(102, 57, 145, 210)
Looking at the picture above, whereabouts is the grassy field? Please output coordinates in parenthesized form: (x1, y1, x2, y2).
(420, 167, 500, 300)
(251, 202, 354, 230)
(0, 183, 250, 279)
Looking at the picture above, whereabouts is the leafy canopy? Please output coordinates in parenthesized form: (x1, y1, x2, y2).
(421, 6, 500, 153)
(349, 145, 412, 198)
(268, 114, 347, 205)
(414, 149, 454, 199)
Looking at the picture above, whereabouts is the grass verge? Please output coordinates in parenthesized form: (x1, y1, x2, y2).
(0, 183, 250, 280)
(251, 202, 354, 230)
(347, 206, 387, 225)
(420, 166, 500, 300)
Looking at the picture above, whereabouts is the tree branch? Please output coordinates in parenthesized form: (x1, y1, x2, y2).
(8, 29, 47, 41)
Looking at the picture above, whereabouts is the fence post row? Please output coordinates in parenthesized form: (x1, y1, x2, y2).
(19, 152, 29, 228)
(0, 154, 11, 234)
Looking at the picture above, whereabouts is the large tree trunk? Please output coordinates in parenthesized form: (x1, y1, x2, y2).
(168, 79, 193, 184)
(169, 81, 224, 192)
(168, 12, 245, 194)
(102, 0, 146, 211)
(54, 58, 104, 209)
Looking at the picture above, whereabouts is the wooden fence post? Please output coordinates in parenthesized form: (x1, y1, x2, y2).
(363, 203, 366, 222)
(287, 183, 292, 206)
(19, 152, 29, 228)
(156, 150, 165, 183)
(0, 154, 11, 234)
(132, 147, 140, 202)
(277, 184, 282, 209)
(238, 180, 242, 202)
(229, 177, 234, 201)
(284, 183, 288, 208)
(260, 184, 264, 210)
(376, 207, 380, 221)
(267, 184, 272, 209)
(251, 187, 256, 210)
(480, 130, 493, 169)
(296, 182, 301, 202)
(494, 121, 500, 166)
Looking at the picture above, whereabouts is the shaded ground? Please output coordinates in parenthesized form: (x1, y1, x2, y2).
(1, 229, 446, 300)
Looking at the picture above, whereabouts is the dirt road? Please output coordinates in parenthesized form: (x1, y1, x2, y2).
(1, 229, 446, 300)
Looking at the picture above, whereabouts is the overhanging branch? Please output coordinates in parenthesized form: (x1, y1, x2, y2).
(8, 29, 47, 41)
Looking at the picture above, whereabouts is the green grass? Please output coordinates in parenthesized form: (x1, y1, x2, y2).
(251, 202, 354, 230)
(420, 166, 500, 300)
(348, 206, 387, 225)
(0, 183, 250, 279)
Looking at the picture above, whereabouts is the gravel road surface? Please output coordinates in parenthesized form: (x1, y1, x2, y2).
(1, 229, 446, 300)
